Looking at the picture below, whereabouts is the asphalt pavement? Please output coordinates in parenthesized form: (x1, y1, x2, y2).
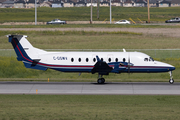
(0, 82, 180, 95)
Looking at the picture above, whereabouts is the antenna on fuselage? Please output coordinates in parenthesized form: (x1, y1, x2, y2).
(123, 48, 126, 52)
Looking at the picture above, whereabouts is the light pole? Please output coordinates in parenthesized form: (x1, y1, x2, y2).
(90, 0, 92, 24)
(35, 0, 37, 25)
(110, 0, 111, 24)
(147, 0, 150, 23)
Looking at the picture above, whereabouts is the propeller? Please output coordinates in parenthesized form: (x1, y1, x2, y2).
(128, 56, 130, 74)
(127, 54, 134, 74)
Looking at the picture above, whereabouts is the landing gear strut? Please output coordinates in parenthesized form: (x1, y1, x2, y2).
(169, 71, 174, 84)
(97, 75, 105, 84)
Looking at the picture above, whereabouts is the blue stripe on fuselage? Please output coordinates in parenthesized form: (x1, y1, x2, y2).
(49, 66, 175, 73)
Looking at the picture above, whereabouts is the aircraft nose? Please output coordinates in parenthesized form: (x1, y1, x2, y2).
(169, 66, 175, 71)
(166, 63, 175, 71)
(155, 61, 175, 71)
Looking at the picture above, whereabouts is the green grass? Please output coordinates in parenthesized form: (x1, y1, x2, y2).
(0, 7, 180, 23)
(0, 95, 180, 120)
(1, 30, 180, 49)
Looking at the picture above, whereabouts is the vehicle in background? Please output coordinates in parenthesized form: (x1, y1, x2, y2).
(115, 20, 130, 24)
(165, 17, 180, 23)
(47, 19, 67, 24)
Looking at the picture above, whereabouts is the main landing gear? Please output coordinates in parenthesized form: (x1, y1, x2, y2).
(169, 71, 174, 84)
(97, 78, 105, 84)
(97, 75, 105, 84)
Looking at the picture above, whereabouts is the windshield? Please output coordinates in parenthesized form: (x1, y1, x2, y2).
(144, 57, 154, 62)
(149, 57, 154, 61)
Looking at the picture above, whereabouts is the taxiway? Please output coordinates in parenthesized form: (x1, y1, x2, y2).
(0, 82, 180, 95)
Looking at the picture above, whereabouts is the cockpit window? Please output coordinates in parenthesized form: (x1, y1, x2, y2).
(144, 58, 148, 61)
(149, 57, 154, 61)
(144, 57, 154, 62)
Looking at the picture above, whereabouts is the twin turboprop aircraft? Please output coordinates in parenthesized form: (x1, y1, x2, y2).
(7, 35, 175, 84)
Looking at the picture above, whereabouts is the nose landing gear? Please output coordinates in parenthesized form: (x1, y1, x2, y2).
(169, 71, 174, 84)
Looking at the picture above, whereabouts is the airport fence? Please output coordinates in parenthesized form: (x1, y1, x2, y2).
(1, 49, 180, 59)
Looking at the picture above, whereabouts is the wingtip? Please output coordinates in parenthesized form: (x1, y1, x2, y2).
(6, 34, 27, 38)
(6, 34, 11, 37)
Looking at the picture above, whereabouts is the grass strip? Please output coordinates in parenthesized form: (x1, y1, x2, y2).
(0, 95, 180, 120)
(1, 7, 180, 22)
(0, 30, 142, 36)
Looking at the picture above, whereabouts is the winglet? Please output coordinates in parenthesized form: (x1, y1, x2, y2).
(123, 48, 126, 52)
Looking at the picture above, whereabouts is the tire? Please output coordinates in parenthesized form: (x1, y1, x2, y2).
(97, 78, 105, 84)
(169, 79, 174, 84)
(97, 79, 102, 84)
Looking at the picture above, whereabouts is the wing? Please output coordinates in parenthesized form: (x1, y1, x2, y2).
(91, 56, 113, 75)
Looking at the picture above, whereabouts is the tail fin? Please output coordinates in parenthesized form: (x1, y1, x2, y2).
(7, 34, 47, 61)
(7, 35, 47, 70)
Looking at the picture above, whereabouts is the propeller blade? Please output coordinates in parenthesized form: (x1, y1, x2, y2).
(128, 56, 130, 73)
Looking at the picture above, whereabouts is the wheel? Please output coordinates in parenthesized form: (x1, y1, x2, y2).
(101, 78, 105, 83)
(97, 78, 105, 84)
(169, 79, 174, 84)
(97, 78, 102, 84)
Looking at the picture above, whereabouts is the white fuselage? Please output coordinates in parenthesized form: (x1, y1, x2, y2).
(36, 51, 174, 73)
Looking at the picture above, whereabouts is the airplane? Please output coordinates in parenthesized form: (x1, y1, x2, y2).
(7, 34, 175, 84)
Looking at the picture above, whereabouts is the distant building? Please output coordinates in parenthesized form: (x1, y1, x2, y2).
(158, 0, 171, 7)
(14, 0, 26, 8)
(100, 1, 109, 6)
(26, 0, 40, 8)
(134, 0, 147, 7)
(123, 0, 134, 7)
(86, 1, 97, 7)
(52, 0, 63, 7)
(171, 0, 180, 7)
(149, 0, 157, 7)
(111, 0, 122, 6)
(74, 1, 86, 7)
(40, 1, 52, 7)
(1, 0, 14, 8)
(63, 0, 74, 7)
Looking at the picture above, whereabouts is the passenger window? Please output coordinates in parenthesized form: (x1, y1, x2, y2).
(86, 58, 89, 62)
(108, 58, 111, 62)
(78, 58, 81, 62)
(71, 58, 74, 62)
(93, 58, 96, 62)
(115, 58, 118, 62)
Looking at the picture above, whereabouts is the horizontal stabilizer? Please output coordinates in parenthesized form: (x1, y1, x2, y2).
(31, 59, 41, 66)
(23, 61, 47, 71)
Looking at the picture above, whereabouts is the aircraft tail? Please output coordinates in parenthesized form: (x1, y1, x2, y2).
(7, 35, 47, 70)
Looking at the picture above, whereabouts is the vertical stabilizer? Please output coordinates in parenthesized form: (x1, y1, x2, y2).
(7, 34, 47, 70)
(7, 34, 47, 61)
